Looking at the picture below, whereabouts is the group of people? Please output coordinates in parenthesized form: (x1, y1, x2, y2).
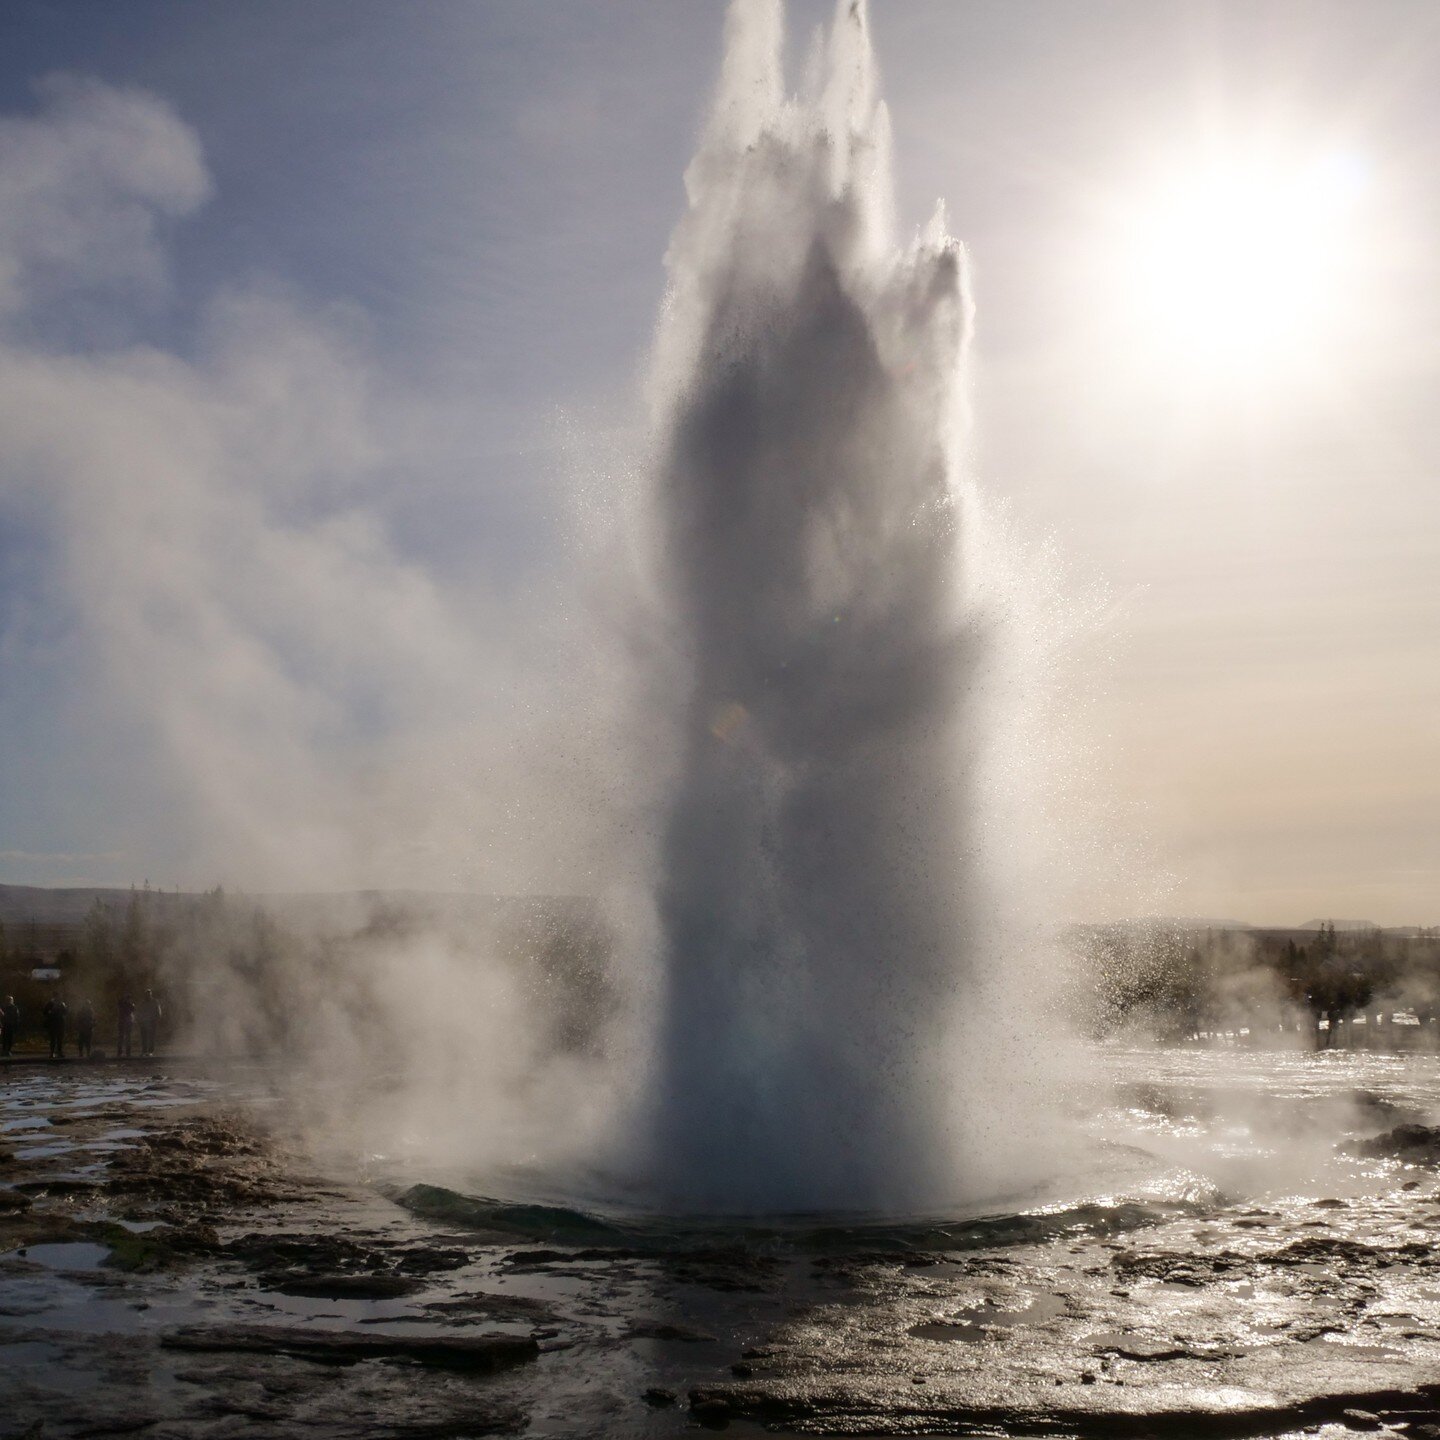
(0, 990, 162, 1060)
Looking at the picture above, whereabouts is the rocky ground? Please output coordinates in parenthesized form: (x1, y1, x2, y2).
(4, 1054, 1440, 1437)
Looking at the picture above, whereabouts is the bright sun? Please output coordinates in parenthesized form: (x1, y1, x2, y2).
(1107, 146, 1371, 381)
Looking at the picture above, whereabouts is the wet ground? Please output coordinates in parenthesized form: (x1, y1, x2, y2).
(4, 1049, 1440, 1437)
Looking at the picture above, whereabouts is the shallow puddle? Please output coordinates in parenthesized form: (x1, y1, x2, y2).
(8, 1241, 113, 1270)
(908, 1320, 989, 1342)
(953, 1290, 1068, 1327)
(14, 1141, 75, 1160)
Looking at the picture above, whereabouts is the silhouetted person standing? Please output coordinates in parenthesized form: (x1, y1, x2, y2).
(42, 995, 68, 1059)
(0, 996, 17, 1057)
(138, 989, 162, 1057)
(117, 993, 136, 1058)
(76, 999, 96, 1059)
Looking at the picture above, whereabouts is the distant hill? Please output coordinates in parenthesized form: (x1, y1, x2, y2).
(0, 884, 166, 926)
(0, 883, 594, 931)
(1074, 915, 1433, 940)
(2, 884, 1428, 942)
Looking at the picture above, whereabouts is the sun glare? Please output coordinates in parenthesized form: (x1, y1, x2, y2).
(1108, 146, 1371, 381)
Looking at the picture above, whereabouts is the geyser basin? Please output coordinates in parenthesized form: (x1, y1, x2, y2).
(390, 1166, 1213, 1258)
(638, 0, 1071, 1212)
(11, 1055, 1440, 1439)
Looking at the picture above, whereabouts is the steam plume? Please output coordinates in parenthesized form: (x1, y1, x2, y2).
(639, 0, 1066, 1212)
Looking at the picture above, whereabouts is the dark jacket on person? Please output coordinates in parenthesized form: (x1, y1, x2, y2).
(42, 997, 68, 1057)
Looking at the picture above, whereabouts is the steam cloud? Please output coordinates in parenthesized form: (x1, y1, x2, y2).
(0, 69, 637, 1178)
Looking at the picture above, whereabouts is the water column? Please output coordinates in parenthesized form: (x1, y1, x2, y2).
(644, 0, 989, 1212)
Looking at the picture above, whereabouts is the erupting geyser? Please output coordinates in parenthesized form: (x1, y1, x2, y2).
(640, 0, 1068, 1213)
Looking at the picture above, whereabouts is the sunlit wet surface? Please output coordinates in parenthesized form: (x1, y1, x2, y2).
(4, 1048, 1440, 1435)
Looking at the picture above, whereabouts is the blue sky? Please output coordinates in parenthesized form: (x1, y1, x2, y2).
(1, 1, 1437, 923)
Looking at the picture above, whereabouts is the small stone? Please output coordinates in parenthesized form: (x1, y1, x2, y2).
(1080, 1371, 1097, 1385)
(1342, 1411, 1381, 1430)
(642, 1388, 676, 1407)
(729, 1362, 752, 1378)
(690, 1397, 731, 1429)
(266, 1273, 425, 1300)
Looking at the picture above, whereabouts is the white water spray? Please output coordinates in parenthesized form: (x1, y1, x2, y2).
(638, 0, 1070, 1213)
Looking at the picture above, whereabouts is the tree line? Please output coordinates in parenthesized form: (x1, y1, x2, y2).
(0, 884, 617, 1061)
(1073, 921, 1440, 1046)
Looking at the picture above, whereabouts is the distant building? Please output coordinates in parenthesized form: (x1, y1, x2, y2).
(29, 967, 61, 982)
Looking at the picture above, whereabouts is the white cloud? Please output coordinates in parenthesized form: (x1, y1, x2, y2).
(0, 73, 210, 318)
(0, 77, 628, 897)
